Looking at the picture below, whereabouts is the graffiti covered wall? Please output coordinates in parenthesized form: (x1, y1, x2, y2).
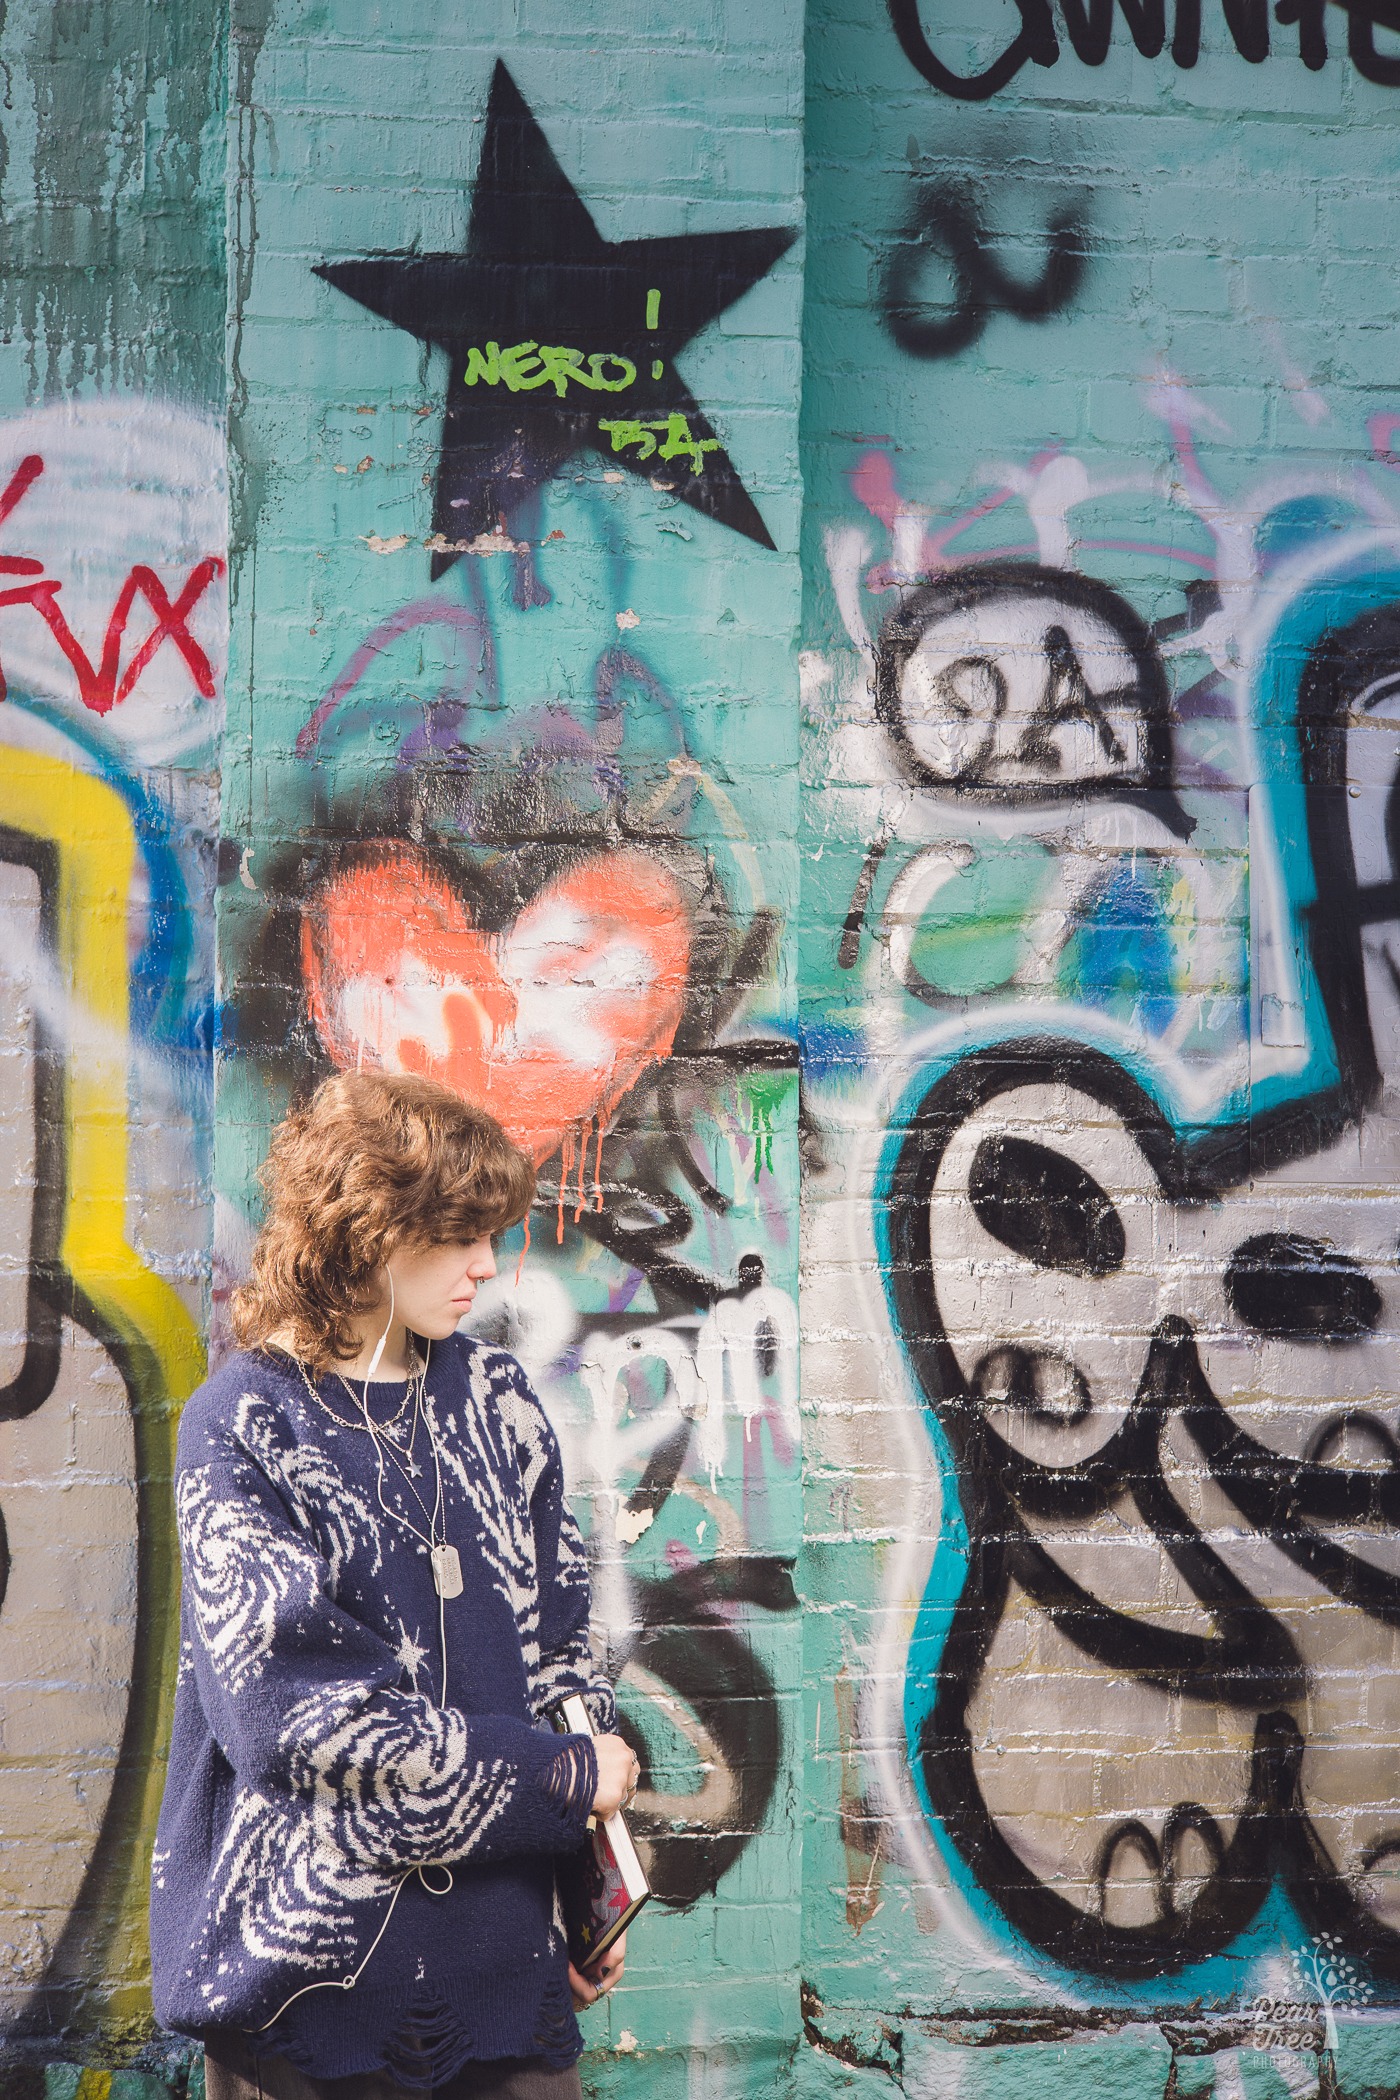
(215, 7, 805, 2098)
(0, 2, 229, 2092)
(800, 1, 1400, 2094)
(2, 0, 1400, 2094)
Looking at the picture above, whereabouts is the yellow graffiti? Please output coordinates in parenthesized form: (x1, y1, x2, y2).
(0, 743, 204, 2019)
(0, 749, 202, 1392)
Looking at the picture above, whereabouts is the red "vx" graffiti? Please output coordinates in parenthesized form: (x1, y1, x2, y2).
(0, 452, 225, 716)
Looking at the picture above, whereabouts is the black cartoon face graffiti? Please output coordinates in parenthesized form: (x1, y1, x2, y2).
(884, 603, 1400, 1979)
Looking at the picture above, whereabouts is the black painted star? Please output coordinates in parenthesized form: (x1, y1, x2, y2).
(316, 61, 797, 577)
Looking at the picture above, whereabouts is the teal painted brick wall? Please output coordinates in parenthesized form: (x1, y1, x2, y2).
(215, 3, 806, 2095)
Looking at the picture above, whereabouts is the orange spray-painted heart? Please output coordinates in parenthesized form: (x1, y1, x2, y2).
(302, 844, 692, 1169)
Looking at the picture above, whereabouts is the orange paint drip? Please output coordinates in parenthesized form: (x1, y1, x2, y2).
(593, 1115, 606, 1211)
(572, 1118, 591, 1222)
(557, 1130, 575, 1244)
(515, 1211, 531, 1285)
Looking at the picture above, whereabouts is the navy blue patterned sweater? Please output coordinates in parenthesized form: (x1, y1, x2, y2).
(150, 1336, 615, 2085)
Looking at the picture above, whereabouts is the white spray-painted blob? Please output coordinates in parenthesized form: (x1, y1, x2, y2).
(0, 398, 227, 768)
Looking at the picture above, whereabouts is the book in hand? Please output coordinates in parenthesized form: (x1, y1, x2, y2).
(548, 1693, 651, 1972)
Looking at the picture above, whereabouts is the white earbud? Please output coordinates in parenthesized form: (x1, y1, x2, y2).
(363, 1268, 396, 1384)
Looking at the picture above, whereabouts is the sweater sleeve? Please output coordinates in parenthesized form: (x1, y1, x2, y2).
(175, 1392, 596, 1872)
(523, 1378, 618, 1736)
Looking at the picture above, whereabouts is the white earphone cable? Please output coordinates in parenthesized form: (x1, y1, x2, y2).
(362, 1269, 396, 1385)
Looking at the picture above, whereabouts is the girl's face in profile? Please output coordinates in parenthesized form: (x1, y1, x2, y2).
(382, 1235, 498, 1341)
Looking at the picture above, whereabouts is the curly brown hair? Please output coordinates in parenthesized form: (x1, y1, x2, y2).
(230, 1071, 536, 1368)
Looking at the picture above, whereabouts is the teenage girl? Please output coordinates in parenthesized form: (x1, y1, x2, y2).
(151, 1072, 637, 2100)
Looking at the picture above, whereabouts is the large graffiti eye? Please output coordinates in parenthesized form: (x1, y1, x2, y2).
(968, 1135, 1126, 1277)
(1224, 1232, 1381, 1340)
(929, 1080, 1160, 1467)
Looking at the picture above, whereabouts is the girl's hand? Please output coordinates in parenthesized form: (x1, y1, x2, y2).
(569, 1933, 627, 2011)
(590, 1733, 640, 1819)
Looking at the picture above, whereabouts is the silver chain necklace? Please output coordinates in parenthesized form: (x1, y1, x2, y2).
(257, 1332, 463, 2035)
(292, 1350, 462, 1598)
(375, 1386, 440, 1531)
(337, 1371, 414, 1441)
(295, 1346, 419, 1436)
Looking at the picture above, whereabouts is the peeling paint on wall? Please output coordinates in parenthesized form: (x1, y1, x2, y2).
(0, 2, 226, 404)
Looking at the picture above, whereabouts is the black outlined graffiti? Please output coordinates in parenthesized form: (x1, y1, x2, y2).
(1223, 1232, 1381, 1338)
(474, 1277, 799, 1908)
(0, 832, 181, 2036)
(886, 0, 1400, 94)
(888, 0, 1062, 100)
(888, 1046, 1304, 1976)
(1272, 0, 1329, 69)
(0, 831, 63, 1425)
(616, 1401, 797, 1905)
(873, 564, 1188, 827)
(836, 568, 1190, 978)
(879, 186, 1087, 361)
(621, 1556, 795, 1904)
(883, 603, 1400, 1978)
(1348, 1, 1400, 82)
(1060, 0, 1169, 62)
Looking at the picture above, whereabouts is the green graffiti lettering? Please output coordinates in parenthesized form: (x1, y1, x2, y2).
(462, 341, 502, 386)
(655, 412, 721, 472)
(587, 353, 637, 392)
(499, 341, 548, 390)
(461, 343, 637, 396)
(597, 413, 720, 473)
(598, 418, 656, 460)
(534, 344, 591, 395)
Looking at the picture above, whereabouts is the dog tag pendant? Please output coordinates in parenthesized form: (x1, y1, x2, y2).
(431, 1544, 463, 1599)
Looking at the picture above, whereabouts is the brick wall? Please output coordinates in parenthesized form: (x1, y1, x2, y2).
(0, 0, 226, 2084)
(216, 5, 806, 2098)
(800, 3, 1400, 2095)
(3, 1, 1400, 2095)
